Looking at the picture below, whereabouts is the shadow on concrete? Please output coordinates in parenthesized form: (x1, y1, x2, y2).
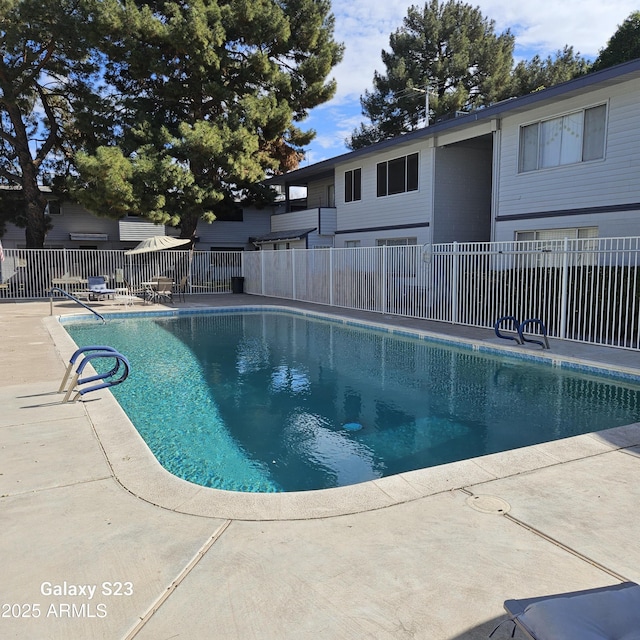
(449, 615, 518, 639)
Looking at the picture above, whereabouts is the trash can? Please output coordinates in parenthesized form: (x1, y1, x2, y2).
(231, 276, 244, 294)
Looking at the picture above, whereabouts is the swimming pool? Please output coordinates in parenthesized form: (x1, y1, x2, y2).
(64, 309, 640, 493)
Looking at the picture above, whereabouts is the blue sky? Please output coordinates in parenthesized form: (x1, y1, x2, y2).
(300, 0, 638, 165)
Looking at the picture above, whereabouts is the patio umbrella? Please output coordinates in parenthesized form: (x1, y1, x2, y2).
(124, 235, 191, 255)
(124, 236, 192, 288)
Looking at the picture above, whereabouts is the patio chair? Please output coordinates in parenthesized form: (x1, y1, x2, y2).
(87, 276, 116, 301)
(177, 275, 188, 302)
(494, 581, 640, 639)
(154, 276, 174, 304)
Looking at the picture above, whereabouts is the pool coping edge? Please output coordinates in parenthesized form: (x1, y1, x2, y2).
(45, 306, 640, 521)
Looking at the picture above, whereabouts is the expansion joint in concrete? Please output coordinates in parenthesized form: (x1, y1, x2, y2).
(123, 519, 232, 639)
(503, 512, 629, 582)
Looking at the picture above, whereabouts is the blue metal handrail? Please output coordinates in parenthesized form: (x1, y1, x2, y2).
(58, 345, 120, 393)
(62, 346, 130, 402)
(49, 287, 105, 323)
(495, 316, 550, 349)
(518, 318, 550, 349)
(494, 315, 522, 344)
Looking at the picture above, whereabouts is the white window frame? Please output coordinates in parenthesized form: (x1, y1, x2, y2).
(376, 237, 417, 247)
(515, 227, 598, 267)
(376, 153, 419, 197)
(518, 104, 607, 173)
(515, 227, 598, 242)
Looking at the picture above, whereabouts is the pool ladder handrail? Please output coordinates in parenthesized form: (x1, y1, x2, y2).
(49, 287, 106, 323)
(60, 345, 130, 402)
(58, 345, 119, 393)
(494, 316, 550, 349)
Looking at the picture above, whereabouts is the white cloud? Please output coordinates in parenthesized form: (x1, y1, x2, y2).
(306, 0, 638, 159)
(327, 0, 637, 101)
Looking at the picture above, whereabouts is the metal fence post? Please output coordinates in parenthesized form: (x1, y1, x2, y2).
(559, 237, 569, 339)
(292, 249, 297, 300)
(382, 245, 387, 313)
(451, 241, 459, 324)
(329, 248, 334, 306)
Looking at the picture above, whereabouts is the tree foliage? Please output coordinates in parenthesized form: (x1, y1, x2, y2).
(510, 46, 590, 95)
(0, 0, 101, 247)
(347, 1, 600, 150)
(592, 11, 640, 72)
(69, 0, 343, 240)
(347, 0, 515, 150)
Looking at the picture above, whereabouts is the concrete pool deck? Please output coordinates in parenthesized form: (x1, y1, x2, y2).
(2, 295, 640, 639)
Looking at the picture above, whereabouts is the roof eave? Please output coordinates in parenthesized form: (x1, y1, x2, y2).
(265, 58, 640, 186)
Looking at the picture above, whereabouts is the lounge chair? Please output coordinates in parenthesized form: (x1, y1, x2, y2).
(114, 282, 142, 307)
(495, 581, 640, 639)
(87, 276, 116, 301)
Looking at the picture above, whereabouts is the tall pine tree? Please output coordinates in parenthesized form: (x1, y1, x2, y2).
(510, 46, 590, 95)
(71, 0, 343, 241)
(347, 0, 514, 150)
(0, 0, 103, 247)
(592, 11, 640, 71)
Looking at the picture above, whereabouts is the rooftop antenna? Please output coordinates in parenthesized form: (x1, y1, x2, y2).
(397, 85, 434, 127)
(415, 86, 430, 127)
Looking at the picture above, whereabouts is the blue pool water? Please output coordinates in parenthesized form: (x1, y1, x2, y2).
(64, 310, 640, 492)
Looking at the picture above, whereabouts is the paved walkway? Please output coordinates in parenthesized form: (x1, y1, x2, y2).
(2, 296, 640, 639)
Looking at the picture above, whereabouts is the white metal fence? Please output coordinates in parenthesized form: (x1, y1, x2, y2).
(0, 248, 242, 299)
(244, 237, 640, 351)
(3, 238, 640, 350)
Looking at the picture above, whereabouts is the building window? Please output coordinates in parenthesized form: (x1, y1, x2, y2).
(377, 153, 418, 197)
(515, 227, 598, 242)
(274, 242, 290, 250)
(344, 240, 360, 248)
(328, 184, 335, 207)
(515, 227, 598, 266)
(519, 104, 606, 172)
(215, 205, 243, 221)
(45, 200, 61, 215)
(344, 169, 361, 202)
(376, 237, 418, 275)
(376, 237, 417, 246)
